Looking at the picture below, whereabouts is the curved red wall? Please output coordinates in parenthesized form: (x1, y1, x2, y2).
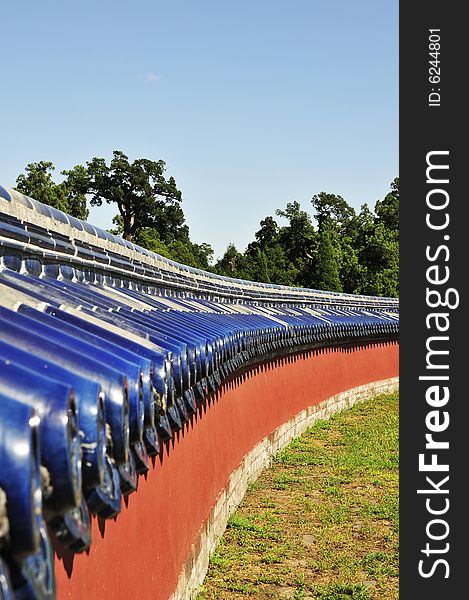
(54, 342, 398, 600)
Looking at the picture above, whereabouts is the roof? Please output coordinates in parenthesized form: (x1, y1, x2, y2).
(0, 186, 399, 596)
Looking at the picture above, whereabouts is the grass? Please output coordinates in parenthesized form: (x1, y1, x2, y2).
(195, 391, 399, 599)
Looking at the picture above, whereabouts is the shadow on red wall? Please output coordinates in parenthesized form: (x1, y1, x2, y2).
(54, 341, 398, 600)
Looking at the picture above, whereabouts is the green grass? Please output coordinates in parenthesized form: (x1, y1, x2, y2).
(195, 392, 399, 599)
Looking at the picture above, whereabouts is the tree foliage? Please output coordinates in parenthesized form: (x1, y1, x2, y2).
(13, 155, 399, 297)
(214, 180, 399, 297)
(315, 224, 342, 292)
(87, 150, 185, 243)
(15, 161, 89, 220)
(375, 177, 399, 231)
(14, 151, 214, 270)
(311, 191, 355, 230)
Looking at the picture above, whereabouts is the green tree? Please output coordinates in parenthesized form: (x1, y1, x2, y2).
(374, 177, 399, 231)
(214, 243, 251, 279)
(244, 215, 300, 285)
(16, 161, 61, 208)
(133, 227, 172, 257)
(311, 192, 355, 231)
(315, 224, 343, 292)
(15, 161, 89, 220)
(87, 150, 185, 242)
(358, 222, 399, 297)
(243, 245, 271, 283)
(221, 243, 243, 277)
(134, 227, 214, 270)
(61, 165, 90, 221)
(255, 216, 279, 248)
(168, 240, 214, 270)
(275, 201, 317, 287)
(262, 243, 299, 286)
(356, 180, 399, 297)
(336, 203, 374, 293)
(15, 156, 399, 298)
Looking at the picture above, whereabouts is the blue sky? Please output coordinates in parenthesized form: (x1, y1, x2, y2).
(2, 1, 397, 260)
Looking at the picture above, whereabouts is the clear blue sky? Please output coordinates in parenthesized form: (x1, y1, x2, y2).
(2, 1, 397, 260)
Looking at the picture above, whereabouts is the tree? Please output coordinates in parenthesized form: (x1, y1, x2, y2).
(255, 216, 279, 248)
(214, 243, 250, 279)
(315, 224, 342, 292)
(132, 227, 172, 258)
(61, 165, 90, 221)
(167, 240, 214, 270)
(87, 150, 185, 242)
(14, 155, 398, 297)
(275, 201, 317, 287)
(375, 177, 399, 232)
(245, 215, 300, 285)
(134, 227, 214, 270)
(337, 203, 374, 293)
(242, 245, 271, 283)
(311, 192, 355, 231)
(16, 161, 62, 207)
(215, 243, 242, 276)
(355, 180, 400, 297)
(15, 161, 89, 219)
(359, 222, 399, 297)
(276, 201, 316, 257)
(262, 244, 299, 286)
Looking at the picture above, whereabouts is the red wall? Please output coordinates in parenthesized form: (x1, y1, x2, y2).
(55, 342, 398, 600)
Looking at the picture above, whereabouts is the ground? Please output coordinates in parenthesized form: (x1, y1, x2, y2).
(196, 392, 399, 599)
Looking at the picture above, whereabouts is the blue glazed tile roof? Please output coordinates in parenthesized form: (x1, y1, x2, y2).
(0, 187, 398, 597)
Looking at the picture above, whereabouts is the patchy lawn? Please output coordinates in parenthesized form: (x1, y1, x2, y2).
(196, 391, 399, 600)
